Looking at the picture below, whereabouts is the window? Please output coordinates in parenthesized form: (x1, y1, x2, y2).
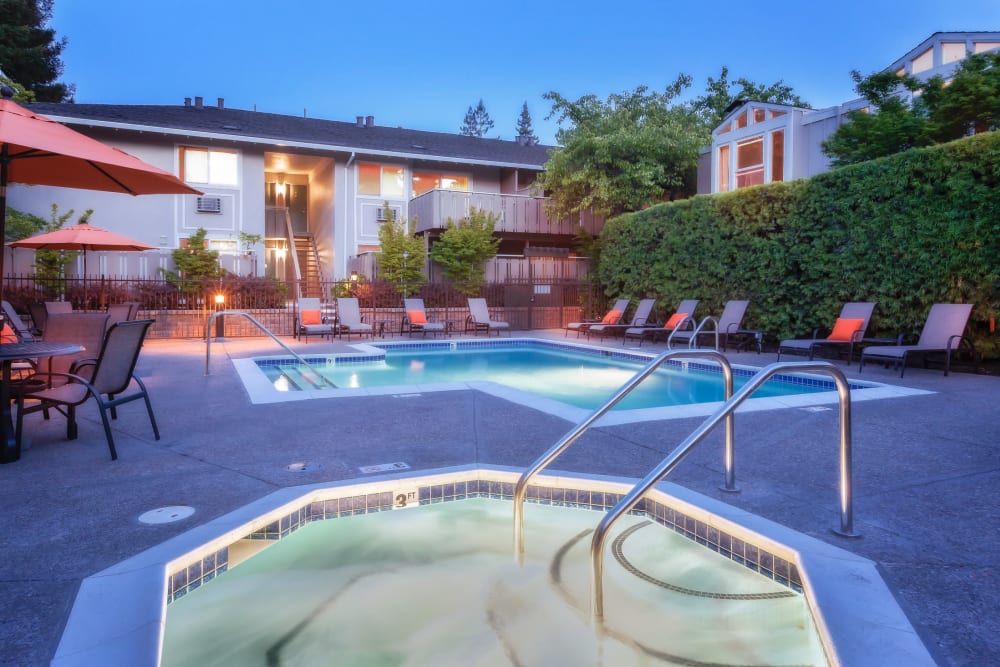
(974, 41, 1000, 54)
(735, 138, 764, 188)
(753, 108, 766, 123)
(357, 163, 404, 197)
(412, 172, 470, 197)
(771, 130, 784, 184)
(735, 111, 748, 129)
(717, 145, 730, 193)
(941, 42, 967, 65)
(911, 47, 934, 74)
(180, 147, 238, 186)
(769, 110, 786, 119)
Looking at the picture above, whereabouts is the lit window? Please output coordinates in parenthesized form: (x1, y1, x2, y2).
(358, 163, 404, 197)
(911, 47, 934, 74)
(753, 108, 766, 123)
(180, 147, 237, 186)
(974, 41, 1000, 53)
(769, 110, 786, 119)
(941, 42, 967, 65)
(412, 172, 469, 197)
(718, 124, 731, 135)
(717, 145, 730, 193)
(735, 137, 764, 188)
(735, 111, 748, 129)
(771, 130, 784, 184)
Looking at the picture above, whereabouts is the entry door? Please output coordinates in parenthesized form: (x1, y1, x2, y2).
(287, 184, 308, 234)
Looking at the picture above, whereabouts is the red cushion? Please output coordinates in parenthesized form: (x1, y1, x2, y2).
(601, 309, 622, 324)
(301, 309, 322, 325)
(663, 312, 688, 330)
(827, 318, 864, 341)
(408, 309, 428, 325)
(1, 322, 17, 343)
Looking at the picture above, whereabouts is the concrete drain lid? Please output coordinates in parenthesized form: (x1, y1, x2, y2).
(286, 462, 322, 472)
(138, 506, 195, 525)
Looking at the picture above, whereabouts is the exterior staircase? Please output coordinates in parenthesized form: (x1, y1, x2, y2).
(294, 234, 324, 298)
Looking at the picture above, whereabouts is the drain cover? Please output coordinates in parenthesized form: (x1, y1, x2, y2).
(138, 506, 195, 525)
(286, 462, 322, 472)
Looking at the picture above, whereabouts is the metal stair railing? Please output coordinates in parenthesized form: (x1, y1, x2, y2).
(668, 315, 720, 350)
(590, 360, 856, 626)
(513, 350, 734, 564)
(204, 310, 336, 388)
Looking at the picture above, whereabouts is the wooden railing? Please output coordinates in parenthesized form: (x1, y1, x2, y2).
(408, 190, 604, 236)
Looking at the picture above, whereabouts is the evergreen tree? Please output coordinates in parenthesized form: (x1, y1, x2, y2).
(515, 101, 539, 145)
(376, 203, 426, 295)
(0, 0, 73, 102)
(459, 99, 495, 137)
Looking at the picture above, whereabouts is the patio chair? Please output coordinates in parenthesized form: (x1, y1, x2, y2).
(859, 303, 973, 377)
(335, 297, 373, 339)
(465, 298, 510, 336)
(401, 298, 446, 337)
(45, 301, 73, 316)
(586, 298, 656, 340)
(668, 300, 756, 351)
(40, 313, 110, 384)
(28, 302, 47, 336)
(624, 299, 700, 347)
(295, 298, 334, 343)
(565, 298, 630, 338)
(16, 319, 160, 461)
(777, 302, 876, 364)
(2, 300, 37, 342)
(106, 303, 133, 331)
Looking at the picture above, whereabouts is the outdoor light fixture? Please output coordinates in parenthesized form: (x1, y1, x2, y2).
(350, 270, 358, 281)
(214, 293, 225, 305)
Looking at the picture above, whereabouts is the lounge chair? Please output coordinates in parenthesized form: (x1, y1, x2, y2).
(777, 302, 877, 364)
(28, 302, 47, 336)
(465, 298, 510, 336)
(668, 300, 755, 351)
(16, 319, 160, 461)
(295, 298, 335, 343)
(624, 299, 700, 346)
(335, 297, 373, 339)
(45, 301, 73, 316)
(860, 303, 973, 377)
(586, 298, 656, 340)
(401, 298, 446, 337)
(565, 298, 630, 338)
(2, 300, 36, 342)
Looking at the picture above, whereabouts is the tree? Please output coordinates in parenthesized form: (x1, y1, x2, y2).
(429, 208, 500, 294)
(0, 0, 73, 102)
(460, 99, 495, 137)
(515, 101, 539, 145)
(536, 79, 706, 219)
(161, 228, 223, 293)
(376, 203, 426, 295)
(921, 51, 1000, 141)
(691, 66, 809, 129)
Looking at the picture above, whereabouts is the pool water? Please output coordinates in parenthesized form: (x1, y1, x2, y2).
(260, 346, 825, 410)
(162, 499, 827, 666)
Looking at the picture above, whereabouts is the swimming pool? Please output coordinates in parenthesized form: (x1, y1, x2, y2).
(233, 338, 924, 424)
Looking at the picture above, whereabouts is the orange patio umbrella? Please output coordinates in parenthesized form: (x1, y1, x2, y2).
(0, 86, 201, 302)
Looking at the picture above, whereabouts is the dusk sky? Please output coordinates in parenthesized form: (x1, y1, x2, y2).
(50, 1, 1000, 145)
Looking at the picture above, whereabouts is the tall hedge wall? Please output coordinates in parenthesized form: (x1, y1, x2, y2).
(597, 131, 1000, 357)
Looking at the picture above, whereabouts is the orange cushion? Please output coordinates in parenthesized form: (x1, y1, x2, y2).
(1, 322, 17, 343)
(301, 309, 322, 325)
(827, 318, 864, 341)
(407, 310, 428, 325)
(601, 309, 622, 324)
(663, 312, 688, 330)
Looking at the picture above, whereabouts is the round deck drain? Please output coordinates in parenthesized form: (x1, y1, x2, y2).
(138, 506, 195, 525)
(286, 462, 321, 473)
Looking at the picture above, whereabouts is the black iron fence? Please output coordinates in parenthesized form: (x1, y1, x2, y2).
(1, 274, 608, 339)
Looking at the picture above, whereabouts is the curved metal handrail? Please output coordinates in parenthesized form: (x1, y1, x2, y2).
(668, 315, 719, 351)
(204, 310, 337, 389)
(513, 350, 734, 563)
(590, 361, 856, 625)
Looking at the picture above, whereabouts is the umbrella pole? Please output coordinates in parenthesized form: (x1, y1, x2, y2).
(1, 144, 8, 307)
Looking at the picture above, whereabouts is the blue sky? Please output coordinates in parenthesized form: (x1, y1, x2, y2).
(51, 1, 1000, 145)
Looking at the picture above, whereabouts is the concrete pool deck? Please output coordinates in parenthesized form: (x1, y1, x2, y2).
(0, 330, 997, 666)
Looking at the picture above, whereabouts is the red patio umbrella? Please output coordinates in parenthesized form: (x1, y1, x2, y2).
(0, 86, 201, 302)
(9, 221, 158, 303)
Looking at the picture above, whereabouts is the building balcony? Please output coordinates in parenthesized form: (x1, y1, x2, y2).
(409, 190, 604, 237)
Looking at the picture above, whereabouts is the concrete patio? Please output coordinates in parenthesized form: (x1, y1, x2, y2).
(0, 329, 996, 666)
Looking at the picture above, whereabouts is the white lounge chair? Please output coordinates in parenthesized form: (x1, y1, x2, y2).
(465, 298, 510, 336)
(402, 298, 446, 337)
(335, 297, 373, 339)
(295, 298, 334, 343)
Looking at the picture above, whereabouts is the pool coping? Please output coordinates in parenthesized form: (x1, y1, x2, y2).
(232, 337, 932, 426)
(51, 465, 935, 667)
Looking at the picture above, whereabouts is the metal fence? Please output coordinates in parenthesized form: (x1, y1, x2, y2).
(1, 274, 607, 339)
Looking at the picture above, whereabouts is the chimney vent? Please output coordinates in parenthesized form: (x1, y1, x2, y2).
(194, 96, 203, 108)
(184, 97, 191, 107)
(356, 116, 364, 128)
(217, 97, 224, 109)
(365, 115, 375, 128)
(515, 135, 528, 146)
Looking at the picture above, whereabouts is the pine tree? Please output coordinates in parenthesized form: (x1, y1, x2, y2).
(0, 0, 73, 101)
(459, 99, 495, 137)
(515, 101, 539, 145)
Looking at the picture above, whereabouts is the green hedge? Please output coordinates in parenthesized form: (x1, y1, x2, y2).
(597, 131, 1000, 357)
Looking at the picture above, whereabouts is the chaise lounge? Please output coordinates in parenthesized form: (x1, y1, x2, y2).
(401, 298, 446, 337)
(465, 298, 510, 336)
(586, 298, 656, 340)
(564, 298, 630, 338)
(777, 302, 877, 364)
(668, 300, 755, 351)
(859, 303, 973, 377)
(623, 299, 700, 346)
(335, 297, 373, 339)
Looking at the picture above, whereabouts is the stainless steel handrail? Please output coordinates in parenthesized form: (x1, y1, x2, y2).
(590, 361, 856, 625)
(669, 315, 719, 350)
(513, 350, 734, 563)
(204, 310, 337, 388)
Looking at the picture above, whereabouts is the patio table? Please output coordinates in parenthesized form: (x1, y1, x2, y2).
(0, 341, 84, 463)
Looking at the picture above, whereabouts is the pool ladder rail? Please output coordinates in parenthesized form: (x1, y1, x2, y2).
(204, 310, 337, 389)
(511, 350, 856, 626)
